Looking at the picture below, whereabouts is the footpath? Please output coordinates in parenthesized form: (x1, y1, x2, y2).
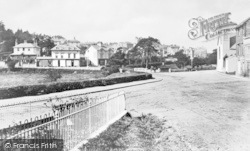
(0, 78, 162, 129)
(0, 78, 162, 107)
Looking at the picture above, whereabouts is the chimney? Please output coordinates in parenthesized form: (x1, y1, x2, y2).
(34, 39, 37, 46)
(15, 39, 18, 46)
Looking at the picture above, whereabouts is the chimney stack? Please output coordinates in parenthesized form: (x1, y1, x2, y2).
(34, 39, 37, 46)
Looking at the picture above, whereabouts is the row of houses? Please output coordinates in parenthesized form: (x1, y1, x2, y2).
(5, 39, 135, 67)
(216, 17, 250, 77)
(160, 44, 208, 59)
(215, 17, 250, 77)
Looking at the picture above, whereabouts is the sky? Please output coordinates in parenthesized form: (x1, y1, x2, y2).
(0, 0, 250, 52)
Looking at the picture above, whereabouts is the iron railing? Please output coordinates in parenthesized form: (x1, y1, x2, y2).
(0, 91, 126, 151)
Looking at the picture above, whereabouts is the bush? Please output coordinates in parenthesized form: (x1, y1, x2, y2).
(46, 69, 62, 81)
(5, 58, 18, 71)
(101, 65, 120, 76)
(0, 73, 152, 99)
(159, 64, 178, 72)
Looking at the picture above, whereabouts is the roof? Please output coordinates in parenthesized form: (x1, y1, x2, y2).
(91, 45, 101, 50)
(14, 43, 40, 48)
(51, 44, 80, 51)
(67, 39, 80, 43)
(37, 56, 53, 60)
(236, 17, 250, 29)
(89, 45, 112, 51)
(216, 22, 237, 31)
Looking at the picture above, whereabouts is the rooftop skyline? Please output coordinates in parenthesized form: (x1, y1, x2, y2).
(0, 0, 250, 52)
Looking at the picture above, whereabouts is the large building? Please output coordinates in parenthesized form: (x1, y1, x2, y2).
(52, 36, 66, 46)
(37, 44, 80, 67)
(10, 40, 40, 66)
(216, 23, 237, 73)
(236, 17, 250, 77)
(160, 44, 180, 57)
(84, 44, 114, 66)
(67, 38, 80, 47)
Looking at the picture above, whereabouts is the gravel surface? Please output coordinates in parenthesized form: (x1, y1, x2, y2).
(91, 71, 250, 151)
(1, 70, 250, 151)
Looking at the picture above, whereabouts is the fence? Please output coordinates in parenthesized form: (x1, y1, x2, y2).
(0, 91, 126, 151)
(134, 68, 160, 73)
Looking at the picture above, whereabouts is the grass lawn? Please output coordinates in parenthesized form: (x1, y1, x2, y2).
(0, 71, 141, 88)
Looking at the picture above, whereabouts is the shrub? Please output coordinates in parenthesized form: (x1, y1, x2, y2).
(5, 58, 18, 71)
(159, 64, 178, 72)
(0, 73, 152, 99)
(241, 71, 249, 77)
(46, 69, 62, 81)
(101, 65, 120, 76)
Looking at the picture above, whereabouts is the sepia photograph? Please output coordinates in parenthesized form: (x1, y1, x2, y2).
(0, 0, 250, 150)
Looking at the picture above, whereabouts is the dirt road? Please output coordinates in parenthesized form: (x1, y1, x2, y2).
(94, 71, 250, 151)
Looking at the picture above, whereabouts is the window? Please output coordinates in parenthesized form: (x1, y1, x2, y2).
(28, 49, 30, 51)
(68, 53, 70, 58)
(17, 48, 19, 51)
(74, 54, 76, 58)
(56, 55, 58, 58)
(61, 55, 63, 59)
(23, 48, 25, 51)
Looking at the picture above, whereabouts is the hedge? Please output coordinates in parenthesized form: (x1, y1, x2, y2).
(0, 73, 152, 99)
(0, 68, 100, 74)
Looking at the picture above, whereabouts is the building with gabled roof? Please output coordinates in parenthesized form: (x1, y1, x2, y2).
(235, 17, 250, 77)
(10, 40, 40, 66)
(37, 44, 80, 67)
(84, 44, 114, 66)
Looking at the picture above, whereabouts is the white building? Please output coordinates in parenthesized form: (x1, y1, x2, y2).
(51, 44, 80, 67)
(236, 17, 250, 77)
(216, 25, 237, 73)
(37, 44, 80, 67)
(10, 40, 40, 66)
(85, 45, 114, 66)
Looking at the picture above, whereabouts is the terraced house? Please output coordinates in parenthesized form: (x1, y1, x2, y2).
(51, 44, 80, 67)
(37, 44, 80, 67)
(236, 17, 250, 77)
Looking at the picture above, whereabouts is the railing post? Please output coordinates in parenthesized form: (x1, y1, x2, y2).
(106, 95, 109, 123)
(88, 99, 91, 134)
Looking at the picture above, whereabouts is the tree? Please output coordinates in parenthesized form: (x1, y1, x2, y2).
(128, 37, 160, 68)
(193, 57, 206, 67)
(35, 35, 55, 56)
(206, 49, 217, 64)
(108, 50, 127, 66)
(0, 21, 55, 55)
(173, 50, 190, 68)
